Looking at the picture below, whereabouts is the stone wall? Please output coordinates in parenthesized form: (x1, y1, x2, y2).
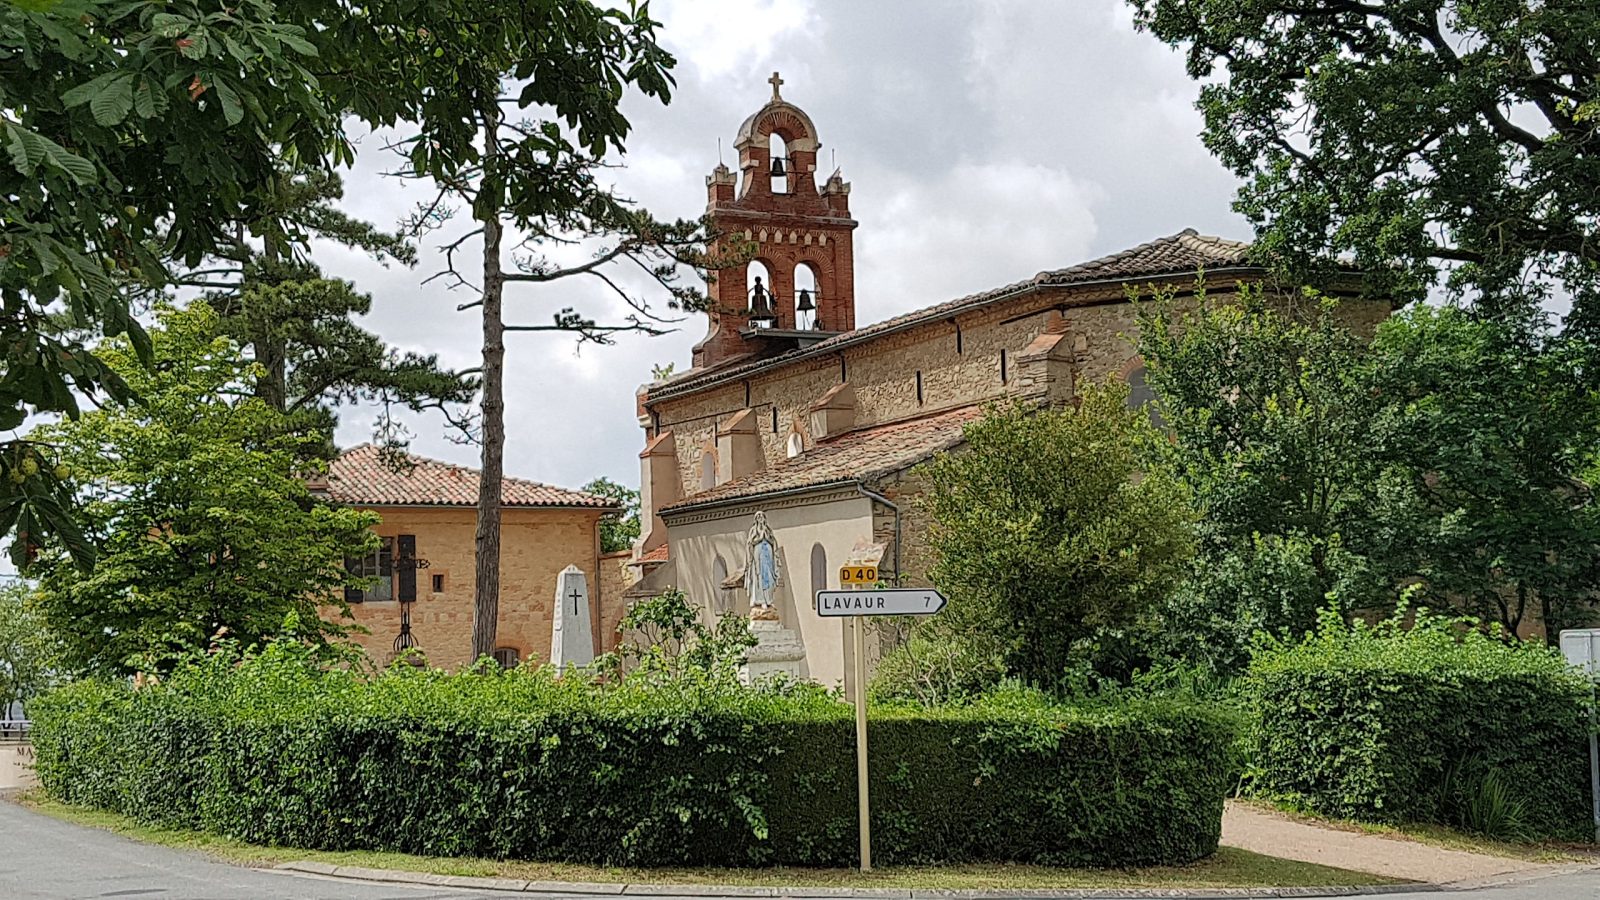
(596, 549, 637, 652)
(332, 505, 609, 670)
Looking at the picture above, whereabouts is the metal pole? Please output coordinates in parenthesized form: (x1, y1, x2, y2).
(853, 615, 872, 872)
(1590, 682, 1599, 844)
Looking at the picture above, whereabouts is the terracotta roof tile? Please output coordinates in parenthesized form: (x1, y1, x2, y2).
(326, 445, 616, 509)
(637, 544, 670, 564)
(650, 229, 1255, 400)
(661, 404, 986, 513)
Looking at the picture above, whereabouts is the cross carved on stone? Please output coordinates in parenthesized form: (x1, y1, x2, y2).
(568, 587, 583, 616)
(768, 71, 783, 101)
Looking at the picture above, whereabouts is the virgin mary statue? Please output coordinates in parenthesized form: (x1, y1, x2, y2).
(747, 511, 780, 614)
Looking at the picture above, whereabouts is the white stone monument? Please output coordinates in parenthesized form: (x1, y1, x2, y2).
(550, 564, 594, 667)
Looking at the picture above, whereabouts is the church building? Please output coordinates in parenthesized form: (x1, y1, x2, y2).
(627, 75, 1390, 688)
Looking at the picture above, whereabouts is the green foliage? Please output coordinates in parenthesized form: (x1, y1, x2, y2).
(30, 641, 1236, 868)
(0, 580, 64, 714)
(1139, 290, 1600, 669)
(29, 303, 377, 675)
(582, 477, 640, 554)
(907, 386, 1194, 694)
(0, 0, 364, 562)
(596, 587, 755, 684)
(1130, 0, 1600, 333)
(1246, 603, 1593, 841)
(1367, 305, 1600, 638)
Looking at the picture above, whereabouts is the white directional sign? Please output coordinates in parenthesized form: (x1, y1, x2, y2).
(815, 588, 947, 617)
(1561, 629, 1600, 678)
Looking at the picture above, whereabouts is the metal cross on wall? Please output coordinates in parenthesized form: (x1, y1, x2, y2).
(393, 548, 431, 655)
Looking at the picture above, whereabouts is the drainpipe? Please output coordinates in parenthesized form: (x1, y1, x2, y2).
(855, 484, 900, 584)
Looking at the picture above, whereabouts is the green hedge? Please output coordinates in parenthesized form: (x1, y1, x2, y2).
(1248, 608, 1594, 841)
(31, 650, 1234, 868)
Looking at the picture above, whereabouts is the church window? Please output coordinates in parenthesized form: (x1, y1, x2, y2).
(999, 349, 1009, 384)
(1125, 364, 1166, 428)
(769, 133, 790, 194)
(810, 543, 828, 598)
(700, 450, 717, 490)
(771, 407, 779, 434)
(795, 263, 820, 330)
(915, 370, 924, 406)
(492, 647, 519, 670)
(786, 433, 804, 458)
(955, 323, 963, 355)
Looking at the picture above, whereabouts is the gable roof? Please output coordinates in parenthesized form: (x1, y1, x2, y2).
(325, 445, 616, 509)
(660, 403, 986, 515)
(648, 229, 1255, 402)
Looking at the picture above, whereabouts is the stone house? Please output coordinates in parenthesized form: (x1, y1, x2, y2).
(626, 76, 1392, 689)
(318, 445, 624, 669)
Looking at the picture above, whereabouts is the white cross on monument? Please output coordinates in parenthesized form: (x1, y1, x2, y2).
(769, 71, 784, 102)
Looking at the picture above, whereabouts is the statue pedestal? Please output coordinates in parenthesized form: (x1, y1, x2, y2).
(740, 617, 806, 685)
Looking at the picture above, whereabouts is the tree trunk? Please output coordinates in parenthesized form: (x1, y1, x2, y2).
(471, 106, 506, 662)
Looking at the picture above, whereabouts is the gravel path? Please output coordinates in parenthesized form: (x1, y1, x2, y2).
(1219, 800, 1565, 885)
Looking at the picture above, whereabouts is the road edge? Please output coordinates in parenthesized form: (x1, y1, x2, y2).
(269, 860, 1443, 899)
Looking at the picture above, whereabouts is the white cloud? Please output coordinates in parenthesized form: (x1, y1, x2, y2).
(655, 0, 818, 83)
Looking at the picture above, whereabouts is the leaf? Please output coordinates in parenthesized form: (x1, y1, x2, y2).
(277, 29, 318, 57)
(150, 13, 191, 37)
(212, 80, 243, 126)
(37, 134, 96, 184)
(33, 494, 95, 573)
(89, 74, 135, 126)
(3, 123, 41, 175)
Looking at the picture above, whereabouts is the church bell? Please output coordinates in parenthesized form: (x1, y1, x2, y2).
(770, 155, 787, 178)
(796, 287, 814, 312)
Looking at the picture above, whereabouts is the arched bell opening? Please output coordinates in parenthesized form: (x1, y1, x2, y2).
(746, 260, 777, 329)
(768, 133, 790, 194)
(794, 263, 822, 330)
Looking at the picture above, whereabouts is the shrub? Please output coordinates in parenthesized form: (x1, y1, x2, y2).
(31, 643, 1235, 868)
(1247, 604, 1593, 841)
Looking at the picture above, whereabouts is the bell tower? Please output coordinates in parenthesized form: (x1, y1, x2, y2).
(693, 73, 858, 370)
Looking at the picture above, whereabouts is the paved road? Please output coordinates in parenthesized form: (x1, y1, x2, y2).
(1, 798, 1597, 899)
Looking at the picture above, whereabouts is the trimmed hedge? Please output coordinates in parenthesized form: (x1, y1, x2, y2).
(31, 651, 1235, 868)
(1248, 609, 1594, 841)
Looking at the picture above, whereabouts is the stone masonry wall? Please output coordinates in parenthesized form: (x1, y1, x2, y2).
(332, 506, 607, 670)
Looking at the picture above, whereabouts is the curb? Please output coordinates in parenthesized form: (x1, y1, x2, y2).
(269, 861, 1444, 899)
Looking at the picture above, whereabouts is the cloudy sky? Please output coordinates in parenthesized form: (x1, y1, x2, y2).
(318, 0, 1249, 492)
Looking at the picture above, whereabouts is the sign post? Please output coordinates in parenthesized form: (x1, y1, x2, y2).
(817, 580, 947, 873)
(1560, 629, 1600, 844)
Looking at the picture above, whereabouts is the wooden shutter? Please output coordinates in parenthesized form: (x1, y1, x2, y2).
(397, 534, 417, 602)
(343, 557, 364, 604)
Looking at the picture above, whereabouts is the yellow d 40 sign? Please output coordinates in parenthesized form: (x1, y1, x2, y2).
(839, 565, 879, 585)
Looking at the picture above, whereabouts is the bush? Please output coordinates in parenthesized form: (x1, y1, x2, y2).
(1247, 605, 1594, 841)
(31, 643, 1235, 868)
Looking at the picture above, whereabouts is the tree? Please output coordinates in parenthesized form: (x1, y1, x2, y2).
(1137, 286, 1391, 659)
(0, 581, 63, 717)
(1, 0, 363, 565)
(909, 386, 1194, 694)
(193, 168, 477, 453)
(583, 477, 640, 553)
(1368, 305, 1600, 639)
(1130, 0, 1600, 332)
(383, 1, 734, 660)
(31, 303, 377, 675)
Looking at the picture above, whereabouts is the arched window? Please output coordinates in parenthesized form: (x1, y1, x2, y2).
(712, 555, 732, 617)
(786, 432, 804, 458)
(1125, 365, 1166, 428)
(809, 543, 828, 599)
(794, 263, 820, 330)
(769, 133, 790, 194)
(492, 647, 519, 670)
(746, 260, 775, 328)
(700, 449, 717, 490)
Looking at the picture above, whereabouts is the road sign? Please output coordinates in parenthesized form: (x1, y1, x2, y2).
(1562, 629, 1600, 678)
(839, 565, 878, 585)
(815, 588, 946, 617)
